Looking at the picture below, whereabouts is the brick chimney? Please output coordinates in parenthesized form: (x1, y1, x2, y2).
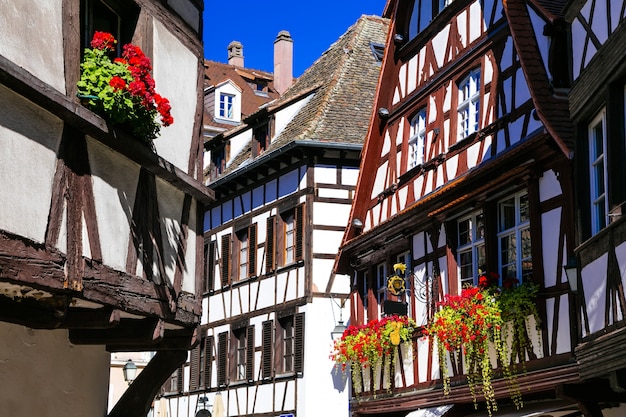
(273, 30, 293, 95)
(227, 41, 244, 67)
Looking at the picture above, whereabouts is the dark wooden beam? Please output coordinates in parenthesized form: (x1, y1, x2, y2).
(108, 349, 188, 417)
(107, 327, 198, 352)
(0, 230, 200, 326)
(69, 318, 164, 345)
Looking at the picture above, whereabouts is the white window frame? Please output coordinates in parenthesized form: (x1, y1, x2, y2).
(497, 192, 532, 283)
(237, 229, 248, 280)
(458, 69, 481, 140)
(376, 263, 387, 311)
(589, 109, 608, 235)
(409, 109, 427, 169)
(219, 93, 235, 119)
(284, 212, 295, 264)
(457, 211, 485, 288)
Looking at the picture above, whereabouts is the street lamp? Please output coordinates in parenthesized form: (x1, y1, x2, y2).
(123, 359, 137, 385)
(331, 298, 347, 340)
(564, 255, 578, 292)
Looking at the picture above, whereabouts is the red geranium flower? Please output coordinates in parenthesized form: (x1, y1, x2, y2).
(90, 31, 116, 51)
(109, 76, 126, 91)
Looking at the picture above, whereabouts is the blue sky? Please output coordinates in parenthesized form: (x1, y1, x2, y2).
(203, 1, 388, 77)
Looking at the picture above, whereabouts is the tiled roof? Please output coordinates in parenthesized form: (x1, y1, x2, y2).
(504, 0, 574, 156)
(218, 15, 390, 176)
(203, 60, 280, 130)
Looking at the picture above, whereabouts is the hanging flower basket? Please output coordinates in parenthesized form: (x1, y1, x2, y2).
(331, 315, 417, 394)
(424, 272, 539, 416)
(77, 31, 173, 142)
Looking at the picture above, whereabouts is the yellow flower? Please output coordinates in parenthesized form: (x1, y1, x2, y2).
(390, 329, 401, 345)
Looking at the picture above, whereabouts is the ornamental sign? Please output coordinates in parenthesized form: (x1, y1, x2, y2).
(387, 275, 406, 296)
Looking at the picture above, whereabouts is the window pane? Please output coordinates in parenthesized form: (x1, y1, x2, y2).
(499, 197, 516, 231)
(458, 218, 471, 245)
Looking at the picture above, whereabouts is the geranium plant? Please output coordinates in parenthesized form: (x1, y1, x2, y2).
(77, 31, 173, 142)
(425, 272, 539, 415)
(331, 315, 416, 394)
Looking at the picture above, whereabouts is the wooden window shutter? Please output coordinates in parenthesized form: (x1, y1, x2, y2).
(246, 326, 255, 381)
(204, 335, 213, 388)
(262, 320, 273, 378)
(294, 313, 305, 373)
(217, 331, 228, 386)
(228, 330, 236, 381)
(295, 204, 304, 261)
(274, 319, 284, 373)
(248, 223, 257, 278)
(220, 234, 231, 286)
(266, 216, 276, 272)
(204, 240, 216, 292)
(176, 364, 184, 393)
(190, 341, 200, 390)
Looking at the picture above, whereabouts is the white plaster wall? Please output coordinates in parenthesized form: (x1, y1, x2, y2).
(0, 85, 63, 243)
(274, 93, 315, 139)
(152, 21, 198, 171)
(300, 299, 351, 417)
(581, 253, 608, 335)
(541, 208, 562, 288)
(0, 0, 65, 92)
(88, 138, 140, 271)
(0, 322, 110, 416)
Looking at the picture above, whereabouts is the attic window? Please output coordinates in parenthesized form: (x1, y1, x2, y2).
(370, 43, 385, 62)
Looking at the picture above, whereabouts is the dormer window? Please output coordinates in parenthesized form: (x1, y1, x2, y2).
(219, 93, 235, 119)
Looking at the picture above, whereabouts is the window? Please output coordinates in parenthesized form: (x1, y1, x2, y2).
(237, 229, 249, 280)
(273, 313, 305, 375)
(457, 212, 486, 288)
(279, 316, 295, 373)
(230, 326, 254, 382)
(219, 93, 235, 119)
(405, 0, 455, 42)
(190, 331, 212, 390)
(211, 145, 226, 179)
(376, 263, 387, 306)
(589, 109, 608, 235)
(498, 192, 532, 283)
(458, 69, 481, 140)
(81, 0, 139, 55)
(281, 205, 304, 266)
(409, 109, 427, 169)
(253, 123, 270, 157)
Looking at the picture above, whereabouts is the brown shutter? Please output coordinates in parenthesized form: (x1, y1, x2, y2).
(262, 320, 273, 378)
(204, 335, 213, 388)
(228, 330, 236, 381)
(294, 313, 305, 373)
(266, 216, 275, 272)
(220, 234, 231, 286)
(217, 332, 228, 386)
(248, 223, 257, 277)
(246, 326, 255, 381)
(274, 319, 284, 373)
(204, 240, 216, 292)
(295, 204, 304, 261)
(176, 364, 184, 392)
(190, 341, 200, 390)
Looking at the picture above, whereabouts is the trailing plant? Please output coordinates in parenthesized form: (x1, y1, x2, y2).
(425, 271, 539, 415)
(77, 31, 173, 142)
(331, 315, 416, 394)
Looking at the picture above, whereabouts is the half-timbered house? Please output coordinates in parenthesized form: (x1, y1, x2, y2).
(0, 1, 210, 416)
(336, 1, 625, 416)
(156, 15, 389, 417)
(567, 1, 626, 416)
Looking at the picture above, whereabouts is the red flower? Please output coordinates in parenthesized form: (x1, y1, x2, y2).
(113, 58, 127, 65)
(90, 31, 116, 51)
(109, 76, 126, 91)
